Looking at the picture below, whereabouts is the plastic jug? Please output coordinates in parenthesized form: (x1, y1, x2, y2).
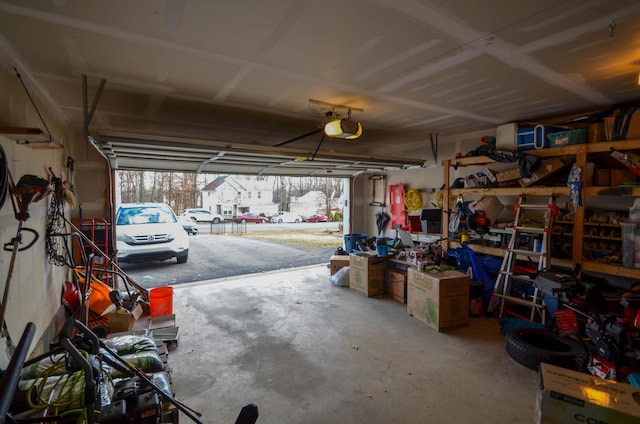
(375, 238, 388, 256)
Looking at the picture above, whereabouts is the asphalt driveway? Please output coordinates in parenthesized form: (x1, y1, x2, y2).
(119, 234, 338, 289)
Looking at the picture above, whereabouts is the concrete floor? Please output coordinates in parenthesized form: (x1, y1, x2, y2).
(168, 264, 539, 424)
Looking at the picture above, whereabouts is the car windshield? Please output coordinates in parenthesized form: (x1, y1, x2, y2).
(117, 206, 177, 225)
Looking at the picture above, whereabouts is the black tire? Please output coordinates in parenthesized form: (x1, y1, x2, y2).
(176, 252, 188, 264)
(295, 219, 300, 223)
(213, 218, 221, 224)
(505, 328, 586, 371)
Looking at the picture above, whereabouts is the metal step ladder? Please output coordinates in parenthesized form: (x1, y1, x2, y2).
(488, 194, 558, 323)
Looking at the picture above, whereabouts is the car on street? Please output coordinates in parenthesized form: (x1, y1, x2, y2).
(235, 212, 269, 224)
(270, 212, 303, 223)
(116, 203, 189, 264)
(182, 208, 224, 223)
(306, 214, 328, 223)
(179, 216, 199, 235)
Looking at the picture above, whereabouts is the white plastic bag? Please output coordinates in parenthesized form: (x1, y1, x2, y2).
(329, 266, 350, 287)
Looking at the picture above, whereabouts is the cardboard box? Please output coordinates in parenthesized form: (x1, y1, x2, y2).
(605, 111, 640, 141)
(406, 268, 469, 331)
(387, 258, 414, 274)
(610, 168, 637, 186)
(330, 255, 350, 275)
(519, 158, 566, 187)
(536, 363, 640, 424)
(496, 168, 521, 182)
(349, 254, 386, 297)
(107, 303, 144, 334)
(594, 169, 611, 186)
(387, 270, 407, 303)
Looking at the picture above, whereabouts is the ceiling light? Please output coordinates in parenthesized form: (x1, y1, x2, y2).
(324, 109, 363, 139)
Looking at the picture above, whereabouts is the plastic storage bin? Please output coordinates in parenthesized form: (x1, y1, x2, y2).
(517, 125, 556, 150)
(344, 233, 368, 253)
(420, 209, 442, 234)
(547, 129, 587, 147)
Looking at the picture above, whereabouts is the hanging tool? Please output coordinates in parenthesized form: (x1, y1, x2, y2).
(1, 170, 49, 354)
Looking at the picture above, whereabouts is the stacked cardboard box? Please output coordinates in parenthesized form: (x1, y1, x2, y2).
(349, 254, 386, 297)
(386, 259, 413, 304)
(330, 255, 350, 275)
(407, 268, 469, 331)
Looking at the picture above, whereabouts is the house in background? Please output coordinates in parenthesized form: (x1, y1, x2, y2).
(201, 176, 278, 218)
(290, 190, 344, 219)
(290, 191, 326, 217)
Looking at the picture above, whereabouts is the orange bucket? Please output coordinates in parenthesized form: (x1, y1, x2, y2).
(149, 286, 174, 317)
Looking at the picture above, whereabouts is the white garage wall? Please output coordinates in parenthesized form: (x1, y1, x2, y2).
(0, 66, 71, 369)
(350, 134, 486, 239)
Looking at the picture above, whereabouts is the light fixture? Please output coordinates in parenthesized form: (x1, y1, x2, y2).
(324, 109, 363, 140)
(309, 99, 364, 140)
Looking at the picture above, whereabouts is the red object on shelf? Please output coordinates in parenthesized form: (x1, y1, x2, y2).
(389, 184, 407, 230)
(407, 216, 421, 232)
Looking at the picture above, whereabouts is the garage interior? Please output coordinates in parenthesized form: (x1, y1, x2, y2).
(1, 1, 640, 423)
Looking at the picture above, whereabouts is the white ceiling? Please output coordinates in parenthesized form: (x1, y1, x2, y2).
(1, 0, 640, 176)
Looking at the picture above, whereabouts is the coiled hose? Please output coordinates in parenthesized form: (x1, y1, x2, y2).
(404, 188, 423, 212)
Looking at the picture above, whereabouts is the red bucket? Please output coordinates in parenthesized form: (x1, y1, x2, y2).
(149, 286, 173, 317)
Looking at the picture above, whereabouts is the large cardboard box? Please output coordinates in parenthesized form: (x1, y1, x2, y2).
(349, 254, 386, 297)
(330, 255, 350, 275)
(536, 363, 640, 423)
(407, 268, 469, 331)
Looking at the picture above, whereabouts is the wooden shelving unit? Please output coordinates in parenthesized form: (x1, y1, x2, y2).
(442, 138, 640, 279)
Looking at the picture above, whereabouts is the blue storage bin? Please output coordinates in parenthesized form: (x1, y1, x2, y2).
(344, 233, 368, 253)
(517, 125, 556, 150)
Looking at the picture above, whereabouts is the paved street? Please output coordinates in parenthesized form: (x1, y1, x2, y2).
(119, 228, 340, 289)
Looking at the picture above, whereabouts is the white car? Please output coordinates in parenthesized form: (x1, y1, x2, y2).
(270, 212, 303, 223)
(182, 208, 224, 223)
(116, 203, 189, 264)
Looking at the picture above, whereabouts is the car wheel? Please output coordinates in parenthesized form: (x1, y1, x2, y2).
(505, 327, 585, 371)
(241, 219, 247, 224)
(261, 219, 267, 224)
(176, 252, 188, 264)
(295, 219, 300, 223)
(213, 218, 221, 224)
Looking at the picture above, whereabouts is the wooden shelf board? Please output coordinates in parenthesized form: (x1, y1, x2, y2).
(0, 127, 62, 149)
(581, 261, 639, 279)
(450, 187, 569, 196)
(443, 139, 640, 168)
(584, 186, 640, 196)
